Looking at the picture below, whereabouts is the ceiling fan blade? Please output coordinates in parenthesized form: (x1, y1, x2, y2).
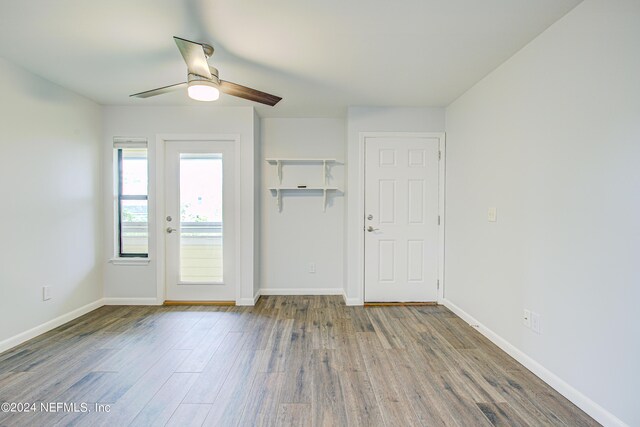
(219, 80, 282, 106)
(130, 82, 187, 98)
(173, 36, 212, 79)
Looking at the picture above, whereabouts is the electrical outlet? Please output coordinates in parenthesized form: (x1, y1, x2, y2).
(531, 312, 541, 334)
(488, 207, 497, 222)
(523, 309, 531, 328)
(43, 286, 52, 301)
(308, 262, 316, 273)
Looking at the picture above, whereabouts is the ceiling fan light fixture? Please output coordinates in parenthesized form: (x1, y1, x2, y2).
(131, 38, 281, 106)
(187, 80, 219, 101)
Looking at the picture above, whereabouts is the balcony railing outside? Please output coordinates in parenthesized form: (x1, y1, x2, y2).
(122, 222, 223, 282)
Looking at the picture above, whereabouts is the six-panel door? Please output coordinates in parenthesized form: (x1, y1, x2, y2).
(364, 136, 439, 302)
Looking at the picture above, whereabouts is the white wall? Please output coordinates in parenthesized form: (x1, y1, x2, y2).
(344, 107, 446, 303)
(102, 106, 258, 304)
(0, 57, 103, 347)
(445, 1, 640, 425)
(260, 118, 345, 294)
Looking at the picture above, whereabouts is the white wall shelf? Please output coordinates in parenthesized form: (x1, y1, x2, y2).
(266, 158, 339, 212)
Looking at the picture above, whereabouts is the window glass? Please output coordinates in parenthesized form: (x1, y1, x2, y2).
(120, 199, 148, 255)
(121, 149, 148, 195)
(117, 147, 148, 257)
(179, 154, 223, 282)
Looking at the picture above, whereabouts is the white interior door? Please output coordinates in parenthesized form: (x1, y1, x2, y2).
(165, 140, 235, 301)
(364, 136, 439, 302)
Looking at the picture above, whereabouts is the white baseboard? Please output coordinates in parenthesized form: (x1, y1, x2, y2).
(237, 290, 261, 306)
(103, 297, 161, 306)
(442, 298, 627, 427)
(260, 288, 344, 296)
(0, 298, 105, 354)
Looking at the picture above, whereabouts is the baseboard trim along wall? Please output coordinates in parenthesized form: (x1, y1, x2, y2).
(0, 299, 105, 354)
(260, 288, 344, 296)
(103, 297, 161, 306)
(442, 298, 627, 427)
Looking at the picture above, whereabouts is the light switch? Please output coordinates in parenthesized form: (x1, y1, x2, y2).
(531, 312, 541, 334)
(488, 207, 497, 222)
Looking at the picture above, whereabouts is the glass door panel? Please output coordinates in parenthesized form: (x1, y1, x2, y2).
(179, 153, 223, 283)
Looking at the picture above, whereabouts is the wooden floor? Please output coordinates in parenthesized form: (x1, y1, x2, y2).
(0, 296, 599, 427)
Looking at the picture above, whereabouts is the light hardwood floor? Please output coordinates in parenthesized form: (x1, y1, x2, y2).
(0, 296, 599, 426)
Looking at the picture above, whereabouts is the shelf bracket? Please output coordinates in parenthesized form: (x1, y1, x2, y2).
(323, 189, 327, 212)
(323, 160, 328, 186)
(276, 189, 282, 212)
(276, 160, 283, 184)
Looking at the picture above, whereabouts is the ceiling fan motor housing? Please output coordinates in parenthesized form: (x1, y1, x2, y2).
(201, 44, 214, 59)
(188, 66, 219, 86)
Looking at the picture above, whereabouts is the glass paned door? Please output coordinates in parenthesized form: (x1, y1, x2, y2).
(165, 140, 235, 301)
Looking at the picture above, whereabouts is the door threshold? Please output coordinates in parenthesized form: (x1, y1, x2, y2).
(364, 302, 437, 307)
(163, 300, 236, 306)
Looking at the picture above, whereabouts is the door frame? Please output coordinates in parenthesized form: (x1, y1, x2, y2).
(357, 132, 446, 304)
(154, 134, 242, 304)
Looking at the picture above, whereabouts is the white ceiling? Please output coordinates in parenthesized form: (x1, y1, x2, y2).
(0, 0, 581, 117)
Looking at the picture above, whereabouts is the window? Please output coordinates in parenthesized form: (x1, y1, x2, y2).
(114, 140, 148, 257)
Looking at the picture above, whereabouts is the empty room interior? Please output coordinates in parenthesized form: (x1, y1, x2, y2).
(0, 0, 638, 426)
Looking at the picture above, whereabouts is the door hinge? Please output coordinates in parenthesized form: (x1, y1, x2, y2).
(438, 150, 441, 160)
(438, 215, 441, 225)
(437, 279, 440, 290)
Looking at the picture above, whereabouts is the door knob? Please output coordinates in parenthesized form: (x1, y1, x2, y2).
(166, 227, 177, 234)
(367, 226, 379, 232)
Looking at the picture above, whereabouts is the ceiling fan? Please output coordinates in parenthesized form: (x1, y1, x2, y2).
(130, 36, 282, 106)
